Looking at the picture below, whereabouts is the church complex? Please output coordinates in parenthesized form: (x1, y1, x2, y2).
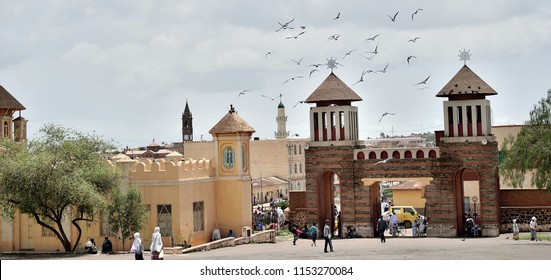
(1, 57, 550, 252)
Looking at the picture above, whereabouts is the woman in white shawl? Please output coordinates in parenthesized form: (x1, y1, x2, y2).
(150, 226, 164, 260)
(130, 232, 144, 260)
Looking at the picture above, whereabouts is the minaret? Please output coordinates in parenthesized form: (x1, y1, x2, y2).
(275, 95, 289, 139)
(182, 100, 193, 142)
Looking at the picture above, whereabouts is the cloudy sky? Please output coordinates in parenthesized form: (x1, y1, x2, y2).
(1, 0, 550, 148)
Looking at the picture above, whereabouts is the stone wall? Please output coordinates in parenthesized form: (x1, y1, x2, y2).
(501, 208, 551, 232)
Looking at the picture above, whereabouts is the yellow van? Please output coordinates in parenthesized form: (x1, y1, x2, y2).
(384, 206, 419, 228)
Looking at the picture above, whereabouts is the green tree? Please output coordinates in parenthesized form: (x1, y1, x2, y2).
(500, 89, 551, 191)
(0, 124, 122, 252)
(108, 187, 149, 251)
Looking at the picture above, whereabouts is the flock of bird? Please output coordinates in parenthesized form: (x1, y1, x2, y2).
(237, 8, 432, 126)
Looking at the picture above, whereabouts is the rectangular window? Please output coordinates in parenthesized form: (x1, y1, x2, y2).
(193, 201, 204, 232)
(157, 204, 172, 236)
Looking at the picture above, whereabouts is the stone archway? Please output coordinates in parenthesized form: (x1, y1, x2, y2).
(454, 168, 481, 236)
(316, 171, 341, 236)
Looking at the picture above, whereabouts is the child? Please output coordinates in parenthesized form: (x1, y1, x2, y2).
(310, 222, 318, 247)
(291, 225, 301, 245)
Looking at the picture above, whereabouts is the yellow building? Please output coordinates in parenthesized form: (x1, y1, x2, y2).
(0, 104, 255, 252)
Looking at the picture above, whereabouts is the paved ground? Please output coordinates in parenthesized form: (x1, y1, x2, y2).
(52, 231, 551, 260)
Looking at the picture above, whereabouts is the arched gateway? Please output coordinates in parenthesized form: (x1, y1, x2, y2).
(291, 60, 501, 238)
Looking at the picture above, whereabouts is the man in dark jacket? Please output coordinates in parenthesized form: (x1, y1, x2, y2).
(377, 214, 387, 243)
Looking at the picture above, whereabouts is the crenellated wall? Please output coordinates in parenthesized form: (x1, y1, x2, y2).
(112, 157, 216, 181)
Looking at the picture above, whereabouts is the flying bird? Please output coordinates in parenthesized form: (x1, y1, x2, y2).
(352, 70, 370, 85)
(407, 55, 417, 65)
(290, 57, 304, 65)
(414, 75, 431, 86)
(293, 100, 304, 108)
(378, 63, 390, 73)
(283, 76, 304, 83)
(387, 11, 399, 22)
(266, 51, 274, 58)
(333, 12, 341, 20)
(412, 9, 423, 21)
(309, 63, 324, 68)
(417, 86, 430, 91)
(237, 90, 252, 100)
(309, 69, 319, 78)
(365, 33, 381, 41)
(275, 18, 295, 32)
(343, 50, 356, 60)
(374, 158, 392, 165)
(286, 31, 305, 39)
(261, 94, 283, 101)
(366, 43, 379, 54)
(408, 37, 421, 43)
(328, 34, 341, 41)
(364, 55, 374, 60)
(378, 112, 395, 123)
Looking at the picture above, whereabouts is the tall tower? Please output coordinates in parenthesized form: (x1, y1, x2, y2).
(437, 64, 497, 138)
(182, 100, 193, 142)
(305, 72, 362, 145)
(0, 85, 27, 142)
(275, 98, 289, 139)
(209, 104, 255, 237)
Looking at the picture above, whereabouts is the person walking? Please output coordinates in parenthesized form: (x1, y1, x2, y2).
(323, 219, 333, 253)
(377, 214, 387, 243)
(512, 219, 520, 240)
(310, 222, 318, 247)
(529, 217, 538, 241)
(130, 232, 144, 260)
(150, 226, 164, 260)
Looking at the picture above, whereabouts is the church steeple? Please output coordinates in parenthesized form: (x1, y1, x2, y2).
(182, 99, 193, 142)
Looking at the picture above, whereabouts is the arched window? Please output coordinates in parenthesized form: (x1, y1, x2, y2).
(381, 151, 388, 159)
(369, 152, 377, 159)
(357, 152, 365, 159)
(404, 150, 412, 158)
(392, 150, 400, 159)
(429, 150, 437, 158)
(294, 163, 298, 173)
(416, 150, 425, 158)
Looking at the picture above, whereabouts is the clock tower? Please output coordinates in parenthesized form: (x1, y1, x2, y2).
(209, 105, 255, 234)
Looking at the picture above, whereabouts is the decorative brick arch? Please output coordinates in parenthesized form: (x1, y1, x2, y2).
(428, 150, 437, 158)
(357, 152, 365, 159)
(416, 150, 425, 158)
(380, 151, 388, 159)
(314, 170, 341, 235)
(404, 150, 412, 159)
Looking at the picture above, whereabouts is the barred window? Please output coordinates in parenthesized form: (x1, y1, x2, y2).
(193, 201, 204, 232)
(157, 204, 172, 236)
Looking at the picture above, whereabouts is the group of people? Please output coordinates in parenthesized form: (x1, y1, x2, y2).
(130, 226, 164, 260)
(290, 220, 333, 253)
(83, 236, 114, 254)
(512, 216, 539, 241)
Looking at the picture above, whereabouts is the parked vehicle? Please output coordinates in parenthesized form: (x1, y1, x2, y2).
(383, 206, 419, 228)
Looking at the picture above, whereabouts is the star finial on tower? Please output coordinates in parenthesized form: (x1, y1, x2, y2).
(458, 49, 471, 66)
